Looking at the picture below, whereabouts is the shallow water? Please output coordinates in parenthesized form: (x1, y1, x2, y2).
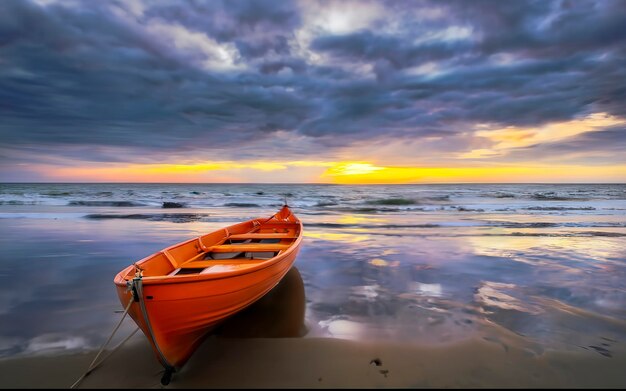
(0, 183, 624, 359)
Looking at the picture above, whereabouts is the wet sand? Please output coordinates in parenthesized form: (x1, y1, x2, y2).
(1, 334, 625, 389)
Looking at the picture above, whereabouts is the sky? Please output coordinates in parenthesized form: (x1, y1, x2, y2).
(1, 0, 625, 183)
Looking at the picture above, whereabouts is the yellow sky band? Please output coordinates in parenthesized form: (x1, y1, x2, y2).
(29, 161, 626, 183)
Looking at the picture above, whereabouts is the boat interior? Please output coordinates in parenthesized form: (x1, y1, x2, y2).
(123, 211, 301, 280)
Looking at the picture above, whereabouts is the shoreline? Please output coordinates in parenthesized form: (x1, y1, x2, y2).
(1, 335, 625, 388)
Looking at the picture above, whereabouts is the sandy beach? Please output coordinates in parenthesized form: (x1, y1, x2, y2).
(1, 333, 625, 389)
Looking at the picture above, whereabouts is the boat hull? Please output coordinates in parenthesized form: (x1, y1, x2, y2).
(113, 206, 302, 370)
(115, 249, 299, 368)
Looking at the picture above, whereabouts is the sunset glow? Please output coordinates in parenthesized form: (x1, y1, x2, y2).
(14, 160, 625, 184)
(323, 163, 626, 184)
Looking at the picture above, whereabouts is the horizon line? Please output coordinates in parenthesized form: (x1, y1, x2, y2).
(2, 181, 625, 185)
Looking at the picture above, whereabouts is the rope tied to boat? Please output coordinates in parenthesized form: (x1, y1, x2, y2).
(133, 262, 144, 278)
(69, 275, 141, 389)
(129, 271, 177, 384)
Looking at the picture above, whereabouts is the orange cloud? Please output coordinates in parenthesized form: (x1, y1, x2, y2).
(461, 112, 626, 159)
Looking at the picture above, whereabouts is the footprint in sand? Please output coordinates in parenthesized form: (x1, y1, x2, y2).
(370, 358, 389, 378)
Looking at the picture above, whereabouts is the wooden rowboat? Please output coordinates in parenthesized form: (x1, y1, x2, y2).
(113, 204, 302, 384)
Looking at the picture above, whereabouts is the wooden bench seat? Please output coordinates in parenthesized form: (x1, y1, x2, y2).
(228, 233, 297, 240)
(207, 243, 292, 253)
(180, 260, 265, 269)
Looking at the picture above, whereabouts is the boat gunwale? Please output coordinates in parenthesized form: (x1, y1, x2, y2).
(138, 261, 294, 303)
(114, 216, 303, 286)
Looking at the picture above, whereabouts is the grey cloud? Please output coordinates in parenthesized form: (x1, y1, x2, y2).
(0, 0, 313, 157)
(0, 0, 625, 166)
(144, 0, 301, 59)
(311, 30, 473, 71)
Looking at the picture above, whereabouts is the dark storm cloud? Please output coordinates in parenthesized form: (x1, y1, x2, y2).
(1, 0, 625, 164)
(311, 31, 467, 70)
(464, 0, 626, 58)
(0, 0, 312, 156)
(308, 0, 626, 129)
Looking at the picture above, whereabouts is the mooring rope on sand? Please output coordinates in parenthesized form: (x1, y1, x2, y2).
(70, 298, 138, 389)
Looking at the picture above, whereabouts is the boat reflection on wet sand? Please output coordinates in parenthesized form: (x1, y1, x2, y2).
(168, 266, 307, 383)
(214, 267, 307, 339)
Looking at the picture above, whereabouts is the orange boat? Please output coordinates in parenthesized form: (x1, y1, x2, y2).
(113, 204, 302, 384)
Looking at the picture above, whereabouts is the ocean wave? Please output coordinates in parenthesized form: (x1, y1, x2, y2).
(455, 206, 485, 212)
(509, 231, 626, 237)
(224, 203, 261, 208)
(575, 231, 626, 237)
(84, 213, 208, 223)
(524, 206, 596, 211)
(68, 201, 146, 207)
(315, 201, 339, 207)
(492, 193, 516, 198)
(358, 231, 626, 239)
(0, 200, 41, 205)
(42, 191, 74, 197)
(365, 198, 416, 206)
(335, 207, 399, 213)
(329, 205, 439, 213)
(484, 220, 626, 228)
(363, 196, 450, 206)
(424, 195, 451, 201)
(329, 204, 487, 213)
(489, 221, 559, 228)
(307, 220, 626, 231)
(530, 192, 590, 201)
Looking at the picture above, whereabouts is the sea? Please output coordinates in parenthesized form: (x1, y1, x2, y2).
(0, 183, 624, 359)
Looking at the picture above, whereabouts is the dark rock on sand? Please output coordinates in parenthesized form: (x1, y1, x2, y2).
(162, 202, 186, 208)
